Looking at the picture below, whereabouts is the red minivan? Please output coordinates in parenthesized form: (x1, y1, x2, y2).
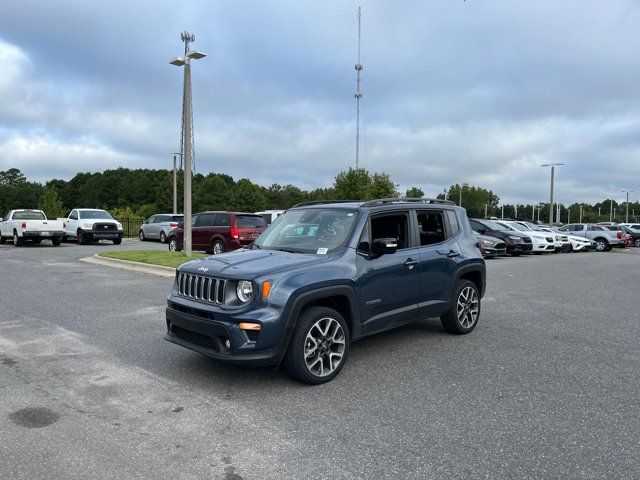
(167, 211, 267, 254)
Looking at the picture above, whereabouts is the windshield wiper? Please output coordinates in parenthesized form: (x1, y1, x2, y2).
(270, 247, 304, 254)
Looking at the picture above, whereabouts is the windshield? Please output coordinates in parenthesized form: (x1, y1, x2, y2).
(255, 208, 358, 254)
(79, 210, 113, 220)
(507, 223, 529, 232)
(495, 221, 517, 231)
(482, 220, 510, 231)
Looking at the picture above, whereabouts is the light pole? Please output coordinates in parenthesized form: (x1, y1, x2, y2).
(537, 206, 541, 222)
(622, 190, 634, 223)
(458, 183, 469, 207)
(501, 205, 504, 219)
(610, 199, 613, 223)
(598, 206, 601, 221)
(172, 152, 183, 215)
(170, 32, 206, 257)
(567, 208, 570, 224)
(541, 163, 564, 225)
(515, 204, 518, 219)
(579, 205, 583, 223)
(484, 203, 488, 219)
(531, 204, 535, 221)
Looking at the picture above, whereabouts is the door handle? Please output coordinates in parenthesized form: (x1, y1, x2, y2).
(403, 258, 419, 269)
(437, 249, 461, 258)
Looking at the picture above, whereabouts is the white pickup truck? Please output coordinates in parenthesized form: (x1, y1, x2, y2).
(0, 209, 65, 246)
(62, 208, 123, 245)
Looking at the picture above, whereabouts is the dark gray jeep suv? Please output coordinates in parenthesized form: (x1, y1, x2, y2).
(165, 198, 486, 384)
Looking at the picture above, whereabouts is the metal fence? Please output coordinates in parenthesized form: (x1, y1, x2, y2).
(116, 217, 144, 238)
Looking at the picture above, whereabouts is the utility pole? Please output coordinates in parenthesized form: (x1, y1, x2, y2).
(170, 31, 206, 257)
(172, 152, 183, 215)
(354, 6, 363, 168)
(541, 163, 564, 225)
(622, 190, 634, 223)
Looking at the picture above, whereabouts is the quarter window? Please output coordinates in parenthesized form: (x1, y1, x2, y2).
(446, 210, 460, 236)
(213, 213, 231, 227)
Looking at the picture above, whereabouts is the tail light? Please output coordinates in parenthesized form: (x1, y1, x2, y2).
(63, 222, 67, 228)
(21, 221, 27, 229)
(169, 222, 178, 228)
(230, 227, 239, 239)
(475, 241, 483, 251)
(617, 231, 622, 239)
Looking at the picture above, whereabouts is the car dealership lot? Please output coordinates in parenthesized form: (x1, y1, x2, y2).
(1, 244, 638, 479)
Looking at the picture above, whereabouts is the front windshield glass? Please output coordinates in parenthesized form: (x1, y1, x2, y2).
(508, 223, 528, 232)
(482, 220, 509, 230)
(255, 208, 358, 254)
(79, 210, 113, 220)
(495, 221, 516, 231)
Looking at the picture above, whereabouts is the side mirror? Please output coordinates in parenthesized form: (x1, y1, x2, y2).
(477, 228, 486, 235)
(371, 238, 398, 256)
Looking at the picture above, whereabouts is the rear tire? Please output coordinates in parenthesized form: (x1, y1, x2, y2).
(594, 238, 608, 252)
(212, 240, 225, 255)
(168, 237, 181, 252)
(160, 231, 167, 243)
(52, 237, 62, 246)
(113, 237, 122, 245)
(13, 231, 24, 247)
(78, 230, 88, 245)
(634, 239, 640, 248)
(440, 280, 481, 334)
(284, 306, 349, 385)
(0, 236, 5, 244)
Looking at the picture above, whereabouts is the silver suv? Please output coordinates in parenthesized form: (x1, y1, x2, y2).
(139, 214, 183, 243)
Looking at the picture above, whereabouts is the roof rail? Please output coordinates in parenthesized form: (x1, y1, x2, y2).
(360, 197, 455, 207)
(290, 200, 361, 208)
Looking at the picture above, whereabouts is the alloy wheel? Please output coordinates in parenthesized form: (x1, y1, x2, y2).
(139, 230, 145, 241)
(213, 241, 223, 255)
(168, 239, 177, 251)
(635, 239, 640, 248)
(304, 317, 346, 377)
(456, 286, 479, 329)
(596, 240, 606, 251)
(160, 232, 166, 243)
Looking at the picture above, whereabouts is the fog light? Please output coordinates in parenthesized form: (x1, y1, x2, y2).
(224, 339, 231, 350)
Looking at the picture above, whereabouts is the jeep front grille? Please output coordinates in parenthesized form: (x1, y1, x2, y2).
(176, 272, 226, 304)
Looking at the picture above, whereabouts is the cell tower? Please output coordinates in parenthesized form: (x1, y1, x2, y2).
(354, 7, 363, 168)
(179, 31, 196, 170)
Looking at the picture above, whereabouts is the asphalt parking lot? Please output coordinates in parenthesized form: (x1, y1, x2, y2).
(1, 241, 639, 479)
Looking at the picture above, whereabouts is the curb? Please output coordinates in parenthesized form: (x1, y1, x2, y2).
(80, 254, 177, 278)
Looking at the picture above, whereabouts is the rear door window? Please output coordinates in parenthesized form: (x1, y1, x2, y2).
(416, 211, 446, 246)
(213, 213, 231, 227)
(237, 215, 266, 228)
(197, 213, 215, 227)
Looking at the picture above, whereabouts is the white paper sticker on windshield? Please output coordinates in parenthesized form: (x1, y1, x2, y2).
(317, 247, 328, 255)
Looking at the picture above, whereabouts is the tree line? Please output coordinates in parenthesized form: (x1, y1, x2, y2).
(1, 167, 638, 224)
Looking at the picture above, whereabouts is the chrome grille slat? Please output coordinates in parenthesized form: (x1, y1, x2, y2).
(176, 273, 225, 305)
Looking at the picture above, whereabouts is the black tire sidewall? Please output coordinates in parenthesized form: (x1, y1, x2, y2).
(213, 240, 224, 254)
(441, 280, 481, 335)
(160, 232, 167, 243)
(285, 306, 350, 385)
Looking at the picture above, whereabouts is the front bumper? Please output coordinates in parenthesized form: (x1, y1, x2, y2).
(482, 247, 507, 258)
(164, 300, 287, 366)
(81, 228, 123, 240)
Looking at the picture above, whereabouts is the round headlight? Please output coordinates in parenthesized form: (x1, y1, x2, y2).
(236, 281, 253, 302)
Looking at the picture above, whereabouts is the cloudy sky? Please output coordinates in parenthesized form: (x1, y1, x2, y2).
(1, 0, 639, 204)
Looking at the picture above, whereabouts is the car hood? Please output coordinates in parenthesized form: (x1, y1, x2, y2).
(179, 248, 330, 278)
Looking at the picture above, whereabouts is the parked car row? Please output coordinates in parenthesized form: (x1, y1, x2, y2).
(0, 208, 124, 246)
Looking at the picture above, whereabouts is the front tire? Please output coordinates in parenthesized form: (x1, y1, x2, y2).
(78, 230, 88, 245)
(440, 280, 481, 334)
(634, 239, 640, 248)
(284, 306, 349, 385)
(139, 230, 146, 241)
(52, 237, 62, 246)
(0, 236, 5, 244)
(113, 237, 122, 245)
